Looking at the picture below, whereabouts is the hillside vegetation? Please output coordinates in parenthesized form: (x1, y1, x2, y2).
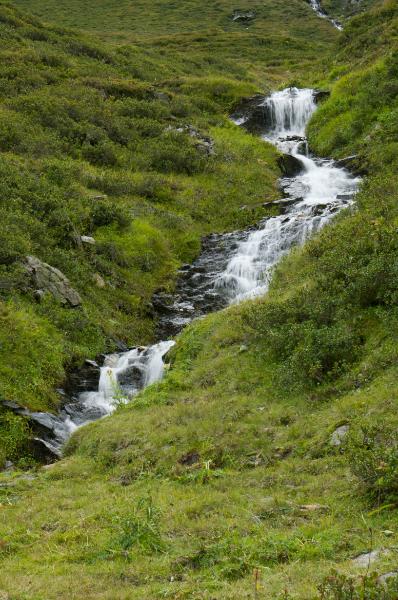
(2, 0, 398, 598)
(0, 0, 337, 461)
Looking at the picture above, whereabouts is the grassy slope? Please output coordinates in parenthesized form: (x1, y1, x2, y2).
(4, 1, 398, 599)
(321, 0, 382, 20)
(0, 0, 336, 459)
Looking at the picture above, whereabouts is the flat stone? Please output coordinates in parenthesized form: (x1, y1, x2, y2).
(352, 548, 390, 568)
(277, 153, 304, 177)
(80, 236, 96, 245)
(232, 10, 256, 22)
(299, 504, 329, 512)
(330, 424, 350, 447)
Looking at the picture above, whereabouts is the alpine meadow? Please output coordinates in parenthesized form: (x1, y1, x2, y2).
(3, 0, 398, 598)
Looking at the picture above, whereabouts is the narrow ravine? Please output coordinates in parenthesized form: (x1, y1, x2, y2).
(21, 88, 359, 457)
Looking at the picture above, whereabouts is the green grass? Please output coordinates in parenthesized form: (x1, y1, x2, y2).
(321, 0, 381, 20)
(2, 0, 398, 597)
(0, 0, 338, 457)
(2, 267, 398, 598)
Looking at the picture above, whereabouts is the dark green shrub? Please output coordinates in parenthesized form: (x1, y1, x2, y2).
(90, 200, 130, 229)
(82, 139, 119, 166)
(346, 424, 398, 504)
(147, 132, 206, 174)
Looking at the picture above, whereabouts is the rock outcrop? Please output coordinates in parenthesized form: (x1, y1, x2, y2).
(232, 10, 256, 22)
(25, 256, 82, 307)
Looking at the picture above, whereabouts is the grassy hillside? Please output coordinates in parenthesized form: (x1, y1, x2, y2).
(309, 0, 398, 172)
(3, 175, 398, 597)
(3, 0, 398, 598)
(11, 0, 334, 48)
(0, 0, 339, 463)
(320, 0, 382, 20)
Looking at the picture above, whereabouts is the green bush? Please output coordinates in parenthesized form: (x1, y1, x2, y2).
(346, 423, 398, 504)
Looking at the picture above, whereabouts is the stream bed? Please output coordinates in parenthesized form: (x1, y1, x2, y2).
(15, 88, 360, 457)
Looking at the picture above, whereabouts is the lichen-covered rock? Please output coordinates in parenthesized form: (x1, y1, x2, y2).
(25, 255, 81, 307)
(330, 424, 350, 447)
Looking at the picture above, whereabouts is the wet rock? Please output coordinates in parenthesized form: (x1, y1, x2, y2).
(273, 197, 301, 208)
(334, 154, 366, 176)
(330, 424, 349, 447)
(112, 338, 129, 352)
(277, 153, 304, 177)
(25, 256, 81, 307)
(313, 89, 330, 103)
(336, 193, 354, 202)
(65, 359, 101, 396)
(116, 365, 143, 388)
(230, 94, 272, 134)
(334, 154, 359, 169)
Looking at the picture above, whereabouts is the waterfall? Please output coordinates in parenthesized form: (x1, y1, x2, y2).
(309, 0, 343, 30)
(78, 340, 175, 418)
(264, 88, 316, 138)
(215, 88, 359, 303)
(31, 88, 359, 458)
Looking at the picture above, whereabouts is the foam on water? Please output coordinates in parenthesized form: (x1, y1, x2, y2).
(31, 88, 359, 456)
(215, 88, 359, 302)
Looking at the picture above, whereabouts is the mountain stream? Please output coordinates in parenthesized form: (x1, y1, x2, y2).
(16, 88, 359, 457)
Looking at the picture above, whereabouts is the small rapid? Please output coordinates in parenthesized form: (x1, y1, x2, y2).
(22, 87, 359, 457)
(309, 0, 343, 30)
(216, 88, 359, 302)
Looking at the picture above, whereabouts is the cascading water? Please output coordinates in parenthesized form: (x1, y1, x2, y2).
(215, 88, 359, 302)
(309, 0, 343, 30)
(25, 87, 359, 457)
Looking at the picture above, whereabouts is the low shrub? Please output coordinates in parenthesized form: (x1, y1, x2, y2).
(318, 570, 398, 599)
(346, 423, 398, 505)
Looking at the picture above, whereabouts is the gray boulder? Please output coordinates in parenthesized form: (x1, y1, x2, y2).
(330, 424, 350, 447)
(25, 256, 81, 307)
(378, 571, 398, 586)
(232, 10, 256, 22)
(352, 548, 390, 568)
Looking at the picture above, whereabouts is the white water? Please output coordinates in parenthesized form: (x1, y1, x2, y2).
(34, 87, 359, 456)
(309, 0, 343, 30)
(77, 340, 175, 417)
(215, 87, 359, 302)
